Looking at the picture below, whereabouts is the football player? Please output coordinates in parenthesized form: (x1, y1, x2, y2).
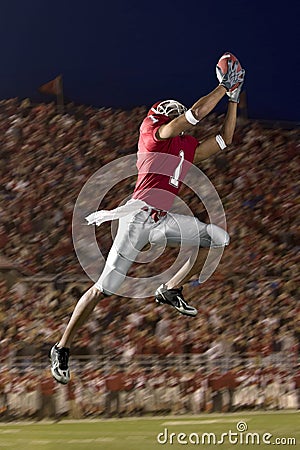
(50, 53, 245, 384)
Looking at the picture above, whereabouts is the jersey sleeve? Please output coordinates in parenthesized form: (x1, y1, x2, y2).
(139, 115, 170, 152)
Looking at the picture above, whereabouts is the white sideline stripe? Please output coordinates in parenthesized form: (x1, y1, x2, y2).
(1, 438, 115, 445)
(0, 410, 297, 427)
(0, 429, 21, 433)
(68, 438, 115, 443)
(162, 419, 251, 425)
(125, 435, 148, 440)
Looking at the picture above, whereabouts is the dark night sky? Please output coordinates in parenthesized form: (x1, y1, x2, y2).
(1, 0, 299, 122)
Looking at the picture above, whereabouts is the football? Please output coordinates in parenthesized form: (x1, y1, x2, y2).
(216, 52, 242, 91)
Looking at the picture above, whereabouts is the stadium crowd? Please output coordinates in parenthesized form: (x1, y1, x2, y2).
(0, 363, 299, 420)
(0, 97, 299, 418)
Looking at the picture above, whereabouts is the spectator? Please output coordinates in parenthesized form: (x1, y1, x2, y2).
(38, 371, 57, 420)
(104, 365, 123, 417)
(0, 97, 299, 418)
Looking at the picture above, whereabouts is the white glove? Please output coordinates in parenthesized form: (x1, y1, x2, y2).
(226, 69, 245, 102)
(216, 54, 245, 92)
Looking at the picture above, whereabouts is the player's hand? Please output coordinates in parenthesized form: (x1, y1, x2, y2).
(217, 59, 244, 92)
(226, 69, 245, 102)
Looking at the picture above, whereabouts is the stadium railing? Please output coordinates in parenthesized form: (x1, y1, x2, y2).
(10, 353, 300, 373)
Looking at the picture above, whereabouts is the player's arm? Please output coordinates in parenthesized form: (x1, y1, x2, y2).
(194, 101, 237, 163)
(157, 85, 227, 140)
(194, 64, 245, 163)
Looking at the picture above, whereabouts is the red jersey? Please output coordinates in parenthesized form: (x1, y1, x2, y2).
(132, 114, 198, 211)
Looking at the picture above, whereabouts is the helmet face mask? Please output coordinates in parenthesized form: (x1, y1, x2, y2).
(150, 99, 187, 118)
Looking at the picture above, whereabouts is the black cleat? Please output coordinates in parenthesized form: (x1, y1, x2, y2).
(49, 343, 70, 384)
(155, 284, 198, 317)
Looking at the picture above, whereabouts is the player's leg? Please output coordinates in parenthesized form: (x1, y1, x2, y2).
(167, 217, 229, 282)
(153, 214, 229, 316)
(49, 285, 102, 384)
(59, 286, 102, 349)
(165, 247, 209, 289)
(50, 210, 151, 384)
(56, 210, 149, 349)
(96, 209, 152, 295)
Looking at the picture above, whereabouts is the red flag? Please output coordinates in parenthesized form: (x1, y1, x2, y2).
(38, 75, 62, 96)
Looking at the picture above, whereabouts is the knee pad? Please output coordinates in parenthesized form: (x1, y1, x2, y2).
(206, 224, 230, 248)
(93, 283, 110, 297)
(95, 247, 131, 296)
(97, 268, 125, 296)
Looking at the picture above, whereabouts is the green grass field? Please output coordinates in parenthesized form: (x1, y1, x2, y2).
(0, 412, 299, 450)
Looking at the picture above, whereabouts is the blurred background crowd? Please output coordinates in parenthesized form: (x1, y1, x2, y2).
(0, 97, 299, 419)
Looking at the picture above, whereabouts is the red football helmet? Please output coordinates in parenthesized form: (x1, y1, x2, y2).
(148, 99, 187, 118)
